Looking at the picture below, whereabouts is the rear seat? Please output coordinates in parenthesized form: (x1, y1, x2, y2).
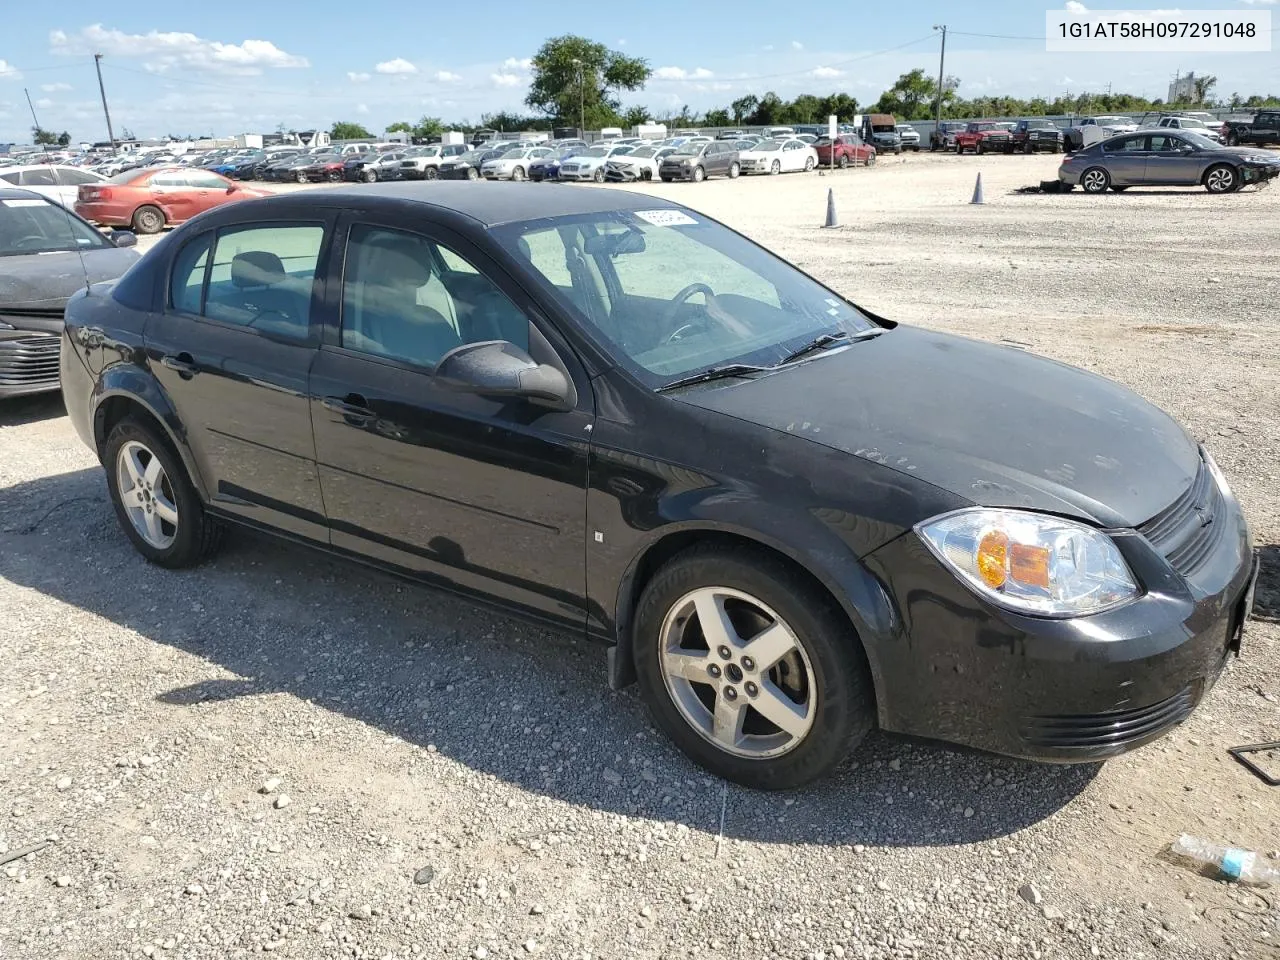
(205, 250, 313, 337)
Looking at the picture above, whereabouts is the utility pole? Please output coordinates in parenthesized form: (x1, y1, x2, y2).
(23, 88, 49, 154)
(571, 58, 585, 137)
(94, 53, 117, 148)
(932, 24, 948, 127)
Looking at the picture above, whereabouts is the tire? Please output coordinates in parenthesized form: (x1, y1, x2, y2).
(976, 141, 985, 155)
(511, 166, 526, 182)
(1081, 167, 1110, 193)
(838, 154, 849, 169)
(692, 165, 705, 183)
(955, 142, 963, 154)
(130, 205, 165, 235)
(865, 152, 876, 167)
(326, 171, 341, 182)
(1023, 141, 1033, 154)
(104, 418, 224, 569)
(728, 161, 740, 179)
(769, 160, 781, 175)
(632, 544, 874, 790)
(1226, 132, 1240, 147)
(295, 171, 308, 184)
(465, 168, 478, 181)
(1204, 163, 1238, 194)
(803, 157, 814, 172)
(660, 175, 673, 183)
(593, 167, 605, 183)
(363, 168, 378, 183)
(425, 167, 440, 180)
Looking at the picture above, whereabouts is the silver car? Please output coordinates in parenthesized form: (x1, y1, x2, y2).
(1058, 130, 1280, 194)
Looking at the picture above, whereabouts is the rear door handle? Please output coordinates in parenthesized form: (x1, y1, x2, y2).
(161, 353, 198, 377)
(322, 394, 376, 422)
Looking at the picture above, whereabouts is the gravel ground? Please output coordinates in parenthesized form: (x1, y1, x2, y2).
(2, 153, 1278, 960)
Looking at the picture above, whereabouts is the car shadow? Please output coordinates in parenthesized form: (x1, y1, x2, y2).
(1252, 543, 1279, 623)
(0, 392, 66, 427)
(0, 467, 1100, 846)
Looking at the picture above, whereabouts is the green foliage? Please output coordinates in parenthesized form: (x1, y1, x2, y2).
(412, 116, 444, 138)
(385, 121, 413, 133)
(525, 35, 651, 128)
(57, 131, 71, 147)
(32, 127, 59, 145)
(330, 121, 373, 140)
(479, 111, 546, 133)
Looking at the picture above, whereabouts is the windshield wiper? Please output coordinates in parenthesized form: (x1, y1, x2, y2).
(779, 328, 883, 366)
(656, 363, 773, 392)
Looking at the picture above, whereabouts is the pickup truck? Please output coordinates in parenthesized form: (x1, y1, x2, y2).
(1008, 119, 1063, 154)
(1221, 110, 1280, 147)
(954, 121, 1013, 154)
(930, 121, 967, 151)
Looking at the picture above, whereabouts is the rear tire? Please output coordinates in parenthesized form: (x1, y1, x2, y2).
(1081, 167, 1110, 193)
(105, 418, 224, 569)
(511, 166, 526, 181)
(728, 161, 740, 179)
(131, 205, 165, 235)
(632, 545, 874, 790)
(803, 157, 814, 171)
(295, 171, 308, 184)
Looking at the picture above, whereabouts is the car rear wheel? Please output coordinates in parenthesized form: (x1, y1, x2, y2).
(1081, 167, 1111, 193)
(838, 154, 849, 169)
(1204, 164, 1238, 194)
(954, 142, 963, 154)
(105, 419, 224, 569)
(363, 168, 378, 183)
(866, 152, 876, 167)
(803, 157, 814, 171)
(633, 545, 874, 789)
(975, 141, 985, 155)
(692, 165, 706, 183)
(326, 171, 341, 182)
(130, 205, 165, 235)
(728, 161, 741, 179)
(769, 160, 781, 175)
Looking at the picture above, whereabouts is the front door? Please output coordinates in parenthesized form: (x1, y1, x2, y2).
(1143, 134, 1201, 185)
(147, 219, 331, 542)
(309, 218, 592, 627)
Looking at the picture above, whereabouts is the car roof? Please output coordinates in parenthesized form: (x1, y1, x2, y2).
(0, 185, 57, 201)
(251, 181, 683, 228)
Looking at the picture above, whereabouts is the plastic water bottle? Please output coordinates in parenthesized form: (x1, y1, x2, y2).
(1170, 834, 1280, 885)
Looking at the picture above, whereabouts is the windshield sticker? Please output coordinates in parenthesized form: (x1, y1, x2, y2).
(634, 209, 697, 227)
(1, 199, 47, 208)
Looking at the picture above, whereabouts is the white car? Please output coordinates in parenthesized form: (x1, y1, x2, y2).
(738, 138, 819, 175)
(481, 146, 556, 181)
(1155, 115, 1224, 143)
(895, 124, 922, 151)
(398, 144, 470, 180)
(557, 144, 635, 182)
(1082, 115, 1138, 136)
(604, 146, 678, 182)
(0, 164, 108, 208)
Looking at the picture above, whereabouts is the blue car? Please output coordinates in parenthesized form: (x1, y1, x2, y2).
(529, 147, 583, 182)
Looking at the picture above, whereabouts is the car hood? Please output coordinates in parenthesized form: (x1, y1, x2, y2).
(675, 326, 1198, 528)
(1217, 146, 1280, 161)
(0, 246, 140, 312)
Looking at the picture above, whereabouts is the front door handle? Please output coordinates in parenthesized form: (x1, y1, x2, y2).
(322, 394, 376, 423)
(161, 352, 198, 378)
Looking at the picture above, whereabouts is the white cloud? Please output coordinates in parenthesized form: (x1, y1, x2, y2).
(347, 71, 370, 83)
(41, 82, 73, 92)
(375, 58, 418, 75)
(50, 24, 308, 76)
(356, 103, 369, 114)
(490, 72, 521, 87)
(654, 66, 714, 80)
(790, 40, 804, 50)
(811, 67, 844, 79)
(617, 39, 627, 47)
(1065, 1, 1088, 11)
(1239, 0, 1275, 5)
(434, 70, 462, 82)
(35, 98, 54, 109)
(502, 57, 532, 70)
(0, 60, 23, 81)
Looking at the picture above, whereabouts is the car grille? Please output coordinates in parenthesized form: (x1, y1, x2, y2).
(1019, 683, 1198, 749)
(0, 334, 61, 389)
(1136, 455, 1225, 578)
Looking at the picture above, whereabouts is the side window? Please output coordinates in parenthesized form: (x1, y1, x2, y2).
(20, 168, 57, 186)
(1102, 136, 1145, 153)
(203, 224, 324, 338)
(56, 168, 99, 186)
(340, 224, 528, 369)
(0, 172, 18, 184)
(185, 171, 227, 189)
(1149, 135, 1180, 153)
(169, 233, 212, 314)
(150, 173, 184, 186)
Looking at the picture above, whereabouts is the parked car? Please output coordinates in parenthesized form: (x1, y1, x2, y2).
(604, 146, 678, 182)
(1008, 119, 1064, 154)
(345, 151, 406, 183)
(1058, 130, 1280, 193)
(529, 147, 581, 182)
(291, 155, 345, 183)
(438, 148, 506, 181)
(1154, 116, 1223, 144)
(559, 144, 635, 182)
(814, 135, 876, 168)
(0, 188, 138, 398)
(1220, 110, 1280, 147)
(211, 152, 268, 179)
(59, 181, 1258, 789)
(399, 144, 470, 181)
(261, 150, 329, 182)
(955, 121, 1013, 154)
(481, 147, 557, 181)
(716, 130, 747, 140)
(75, 167, 269, 234)
(0, 164, 109, 208)
(860, 114, 902, 155)
(738, 138, 818, 175)
(762, 126, 795, 139)
(895, 124, 921, 151)
(658, 141, 740, 182)
(1064, 115, 1138, 152)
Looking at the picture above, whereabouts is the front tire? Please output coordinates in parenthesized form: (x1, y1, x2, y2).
(1226, 132, 1240, 147)
(593, 167, 605, 183)
(105, 418, 224, 569)
(511, 165, 526, 181)
(633, 545, 874, 790)
(130, 204, 165, 235)
(465, 168, 478, 181)
(727, 161, 740, 179)
(1081, 166, 1110, 193)
(1204, 163, 1238, 194)
(769, 160, 781, 175)
(295, 171, 308, 184)
(692, 165, 706, 183)
(363, 168, 378, 183)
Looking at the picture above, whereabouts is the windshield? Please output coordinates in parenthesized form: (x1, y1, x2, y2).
(457, 151, 485, 163)
(495, 211, 877, 386)
(753, 141, 783, 152)
(628, 147, 657, 158)
(1028, 121, 1056, 129)
(0, 196, 109, 257)
(1097, 117, 1129, 124)
(583, 147, 609, 157)
(1179, 132, 1221, 150)
(1176, 118, 1208, 128)
(500, 149, 526, 159)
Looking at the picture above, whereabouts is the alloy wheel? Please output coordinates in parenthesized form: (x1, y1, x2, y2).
(659, 586, 816, 759)
(1205, 166, 1237, 193)
(116, 440, 178, 550)
(1082, 168, 1109, 193)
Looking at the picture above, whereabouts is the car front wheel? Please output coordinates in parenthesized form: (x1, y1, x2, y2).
(633, 545, 874, 789)
(1204, 163, 1238, 193)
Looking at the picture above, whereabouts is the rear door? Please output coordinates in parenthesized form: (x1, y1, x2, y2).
(1255, 112, 1280, 143)
(146, 217, 334, 542)
(146, 171, 199, 224)
(1099, 134, 1149, 184)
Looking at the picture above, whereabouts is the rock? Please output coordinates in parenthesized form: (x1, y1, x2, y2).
(259, 778, 282, 794)
(413, 866, 435, 885)
(55, 777, 72, 791)
(833, 947, 845, 959)
(853, 845, 865, 854)
(888, 759, 901, 771)
(184, 884, 204, 896)
(1042, 906, 1064, 921)
(348, 905, 372, 921)
(964, 808, 975, 819)
(267, 843, 283, 854)
(55, 876, 71, 887)
(473, 949, 488, 960)
(640, 906, 653, 918)
(273, 795, 291, 810)
(1208, 277, 1222, 284)
(529, 904, 544, 915)
(601, 769, 622, 786)
(875, 880, 890, 892)
(523, 939, 538, 953)
(1019, 884, 1043, 906)
(139, 755, 158, 768)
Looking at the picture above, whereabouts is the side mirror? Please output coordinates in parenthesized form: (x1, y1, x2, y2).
(436, 340, 574, 411)
(111, 230, 138, 248)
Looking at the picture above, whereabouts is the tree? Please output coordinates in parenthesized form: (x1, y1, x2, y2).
(746, 92, 786, 126)
(817, 93, 859, 122)
(331, 121, 373, 140)
(874, 69, 946, 120)
(620, 105, 651, 127)
(1192, 74, 1218, 105)
(57, 131, 71, 147)
(411, 116, 444, 138)
(526, 35, 650, 128)
(31, 127, 58, 145)
(480, 111, 544, 132)
(386, 121, 413, 133)
(730, 95, 758, 124)
(703, 108, 732, 127)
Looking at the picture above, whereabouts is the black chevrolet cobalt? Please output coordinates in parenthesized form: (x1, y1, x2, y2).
(59, 183, 1258, 789)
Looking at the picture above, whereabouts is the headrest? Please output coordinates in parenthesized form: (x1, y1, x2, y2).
(364, 238, 435, 288)
(231, 250, 286, 288)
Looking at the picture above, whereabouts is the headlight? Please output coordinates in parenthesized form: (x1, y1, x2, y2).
(916, 508, 1138, 617)
(1242, 155, 1272, 164)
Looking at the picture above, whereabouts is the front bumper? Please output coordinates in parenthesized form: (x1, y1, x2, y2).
(862, 472, 1255, 762)
(1241, 162, 1280, 185)
(557, 168, 597, 181)
(0, 327, 62, 398)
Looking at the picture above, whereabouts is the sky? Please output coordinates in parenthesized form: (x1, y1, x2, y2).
(1, 2, 1277, 143)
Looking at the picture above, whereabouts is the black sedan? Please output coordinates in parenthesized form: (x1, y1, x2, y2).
(58, 183, 1257, 788)
(1, 187, 138, 398)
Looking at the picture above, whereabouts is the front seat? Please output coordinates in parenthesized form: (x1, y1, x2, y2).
(347, 237, 461, 366)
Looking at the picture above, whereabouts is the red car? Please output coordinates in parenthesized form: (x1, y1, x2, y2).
(813, 135, 876, 168)
(75, 167, 269, 235)
(954, 121, 1014, 155)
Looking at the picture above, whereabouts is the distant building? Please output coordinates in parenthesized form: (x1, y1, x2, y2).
(1168, 72, 1198, 103)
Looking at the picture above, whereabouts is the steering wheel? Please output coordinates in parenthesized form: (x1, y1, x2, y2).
(11, 235, 48, 250)
(662, 282, 717, 344)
